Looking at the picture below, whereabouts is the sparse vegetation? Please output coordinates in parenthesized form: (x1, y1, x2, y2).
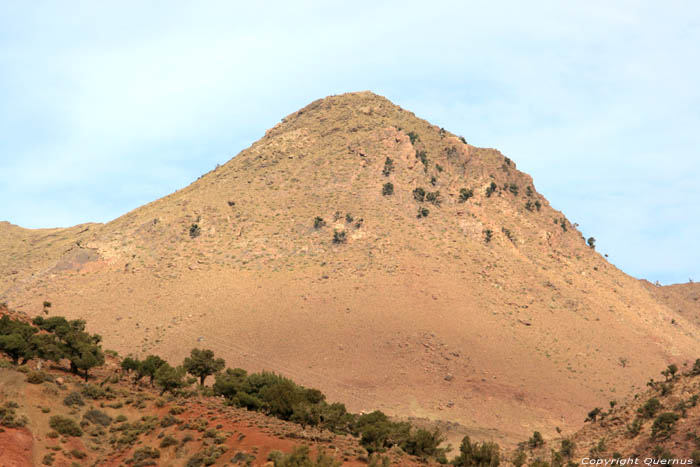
(332, 230, 347, 244)
(189, 223, 201, 238)
(49, 415, 83, 437)
(459, 188, 473, 202)
(413, 187, 426, 202)
(486, 182, 497, 198)
(382, 157, 394, 176)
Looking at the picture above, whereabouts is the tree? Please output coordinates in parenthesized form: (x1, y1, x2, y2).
(138, 355, 167, 385)
(154, 363, 187, 395)
(121, 356, 140, 374)
(0, 316, 38, 364)
(183, 348, 225, 385)
(213, 368, 248, 399)
(587, 237, 596, 249)
(31, 316, 104, 380)
(454, 435, 500, 467)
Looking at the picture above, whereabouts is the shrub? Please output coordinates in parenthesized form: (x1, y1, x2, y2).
(485, 182, 497, 197)
(585, 407, 602, 422)
(26, 370, 47, 384)
(63, 392, 85, 407)
(160, 435, 178, 448)
(268, 446, 340, 466)
(454, 436, 500, 467)
(70, 449, 86, 459)
(345, 213, 353, 223)
(382, 157, 394, 176)
(189, 223, 201, 238)
(381, 183, 394, 196)
(638, 398, 661, 418)
(408, 131, 419, 144)
(49, 415, 82, 437)
(417, 207, 429, 218)
(129, 446, 160, 466)
(413, 187, 426, 202)
(83, 409, 112, 427)
(652, 412, 679, 439)
(332, 230, 346, 244)
(484, 230, 493, 244)
(425, 191, 441, 206)
(528, 431, 544, 448)
(459, 188, 473, 202)
(430, 176, 437, 186)
(0, 402, 27, 428)
(313, 217, 326, 229)
(587, 237, 596, 249)
(416, 150, 428, 168)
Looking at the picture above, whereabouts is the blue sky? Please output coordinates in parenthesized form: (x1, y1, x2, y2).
(1, 1, 698, 284)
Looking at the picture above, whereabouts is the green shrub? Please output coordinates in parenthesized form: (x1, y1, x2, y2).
(63, 392, 85, 407)
(484, 230, 493, 244)
(0, 402, 27, 428)
(268, 445, 340, 466)
(639, 398, 661, 418)
(313, 217, 325, 229)
(160, 435, 178, 448)
(129, 446, 160, 466)
(49, 415, 82, 437)
(652, 412, 679, 439)
(381, 183, 394, 196)
(453, 435, 500, 467)
(425, 191, 441, 206)
(382, 157, 394, 176)
(459, 188, 473, 202)
(528, 431, 544, 448)
(417, 207, 429, 218)
(332, 230, 347, 244)
(189, 223, 201, 238)
(413, 187, 426, 202)
(485, 182, 497, 197)
(408, 131, 419, 144)
(69, 449, 86, 459)
(83, 409, 112, 427)
(26, 370, 48, 384)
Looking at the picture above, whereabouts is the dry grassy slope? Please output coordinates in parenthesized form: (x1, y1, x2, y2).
(1, 91, 699, 447)
(641, 280, 700, 327)
(527, 367, 700, 460)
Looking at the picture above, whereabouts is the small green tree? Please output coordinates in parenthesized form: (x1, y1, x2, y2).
(454, 435, 500, 467)
(154, 363, 187, 395)
(138, 355, 167, 385)
(183, 348, 225, 385)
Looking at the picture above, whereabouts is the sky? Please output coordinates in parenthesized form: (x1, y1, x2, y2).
(1, 1, 698, 284)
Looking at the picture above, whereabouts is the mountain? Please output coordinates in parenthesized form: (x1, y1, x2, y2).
(2, 91, 698, 447)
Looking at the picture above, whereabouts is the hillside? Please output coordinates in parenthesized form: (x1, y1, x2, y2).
(523, 362, 700, 463)
(1, 91, 699, 446)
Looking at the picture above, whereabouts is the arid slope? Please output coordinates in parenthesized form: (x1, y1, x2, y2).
(2, 92, 698, 446)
